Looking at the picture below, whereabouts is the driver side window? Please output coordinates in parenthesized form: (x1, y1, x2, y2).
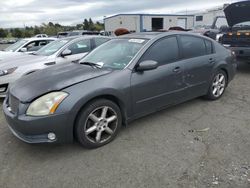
(139, 36, 180, 66)
(67, 39, 91, 55)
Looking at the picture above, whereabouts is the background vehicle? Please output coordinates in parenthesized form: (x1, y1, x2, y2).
(3, 32, 237, 148)
(57, 32, 70, 38)
(68, 30, 100, 36)
(0, 36, 110, 97)
(192, 16, 228, 41)
(193, 1, 250, 59)
(34, 34, 48, 38)
(0, 37, 56, 58)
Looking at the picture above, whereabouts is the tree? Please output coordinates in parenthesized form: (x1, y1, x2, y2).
(0, 28, 7, 38)
(12, 28, 23, 38)
(88, 18, 95, 31)
(83, 19, 89, 30)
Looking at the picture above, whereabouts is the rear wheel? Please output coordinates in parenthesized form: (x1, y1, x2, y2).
(205, 70, 227, 100)
(75, 99, 122, 149)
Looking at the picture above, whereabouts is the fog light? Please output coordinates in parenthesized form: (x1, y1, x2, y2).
(48, 133, 56, 141)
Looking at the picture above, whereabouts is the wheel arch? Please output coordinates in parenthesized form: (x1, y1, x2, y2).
(72, 94, 128, 140)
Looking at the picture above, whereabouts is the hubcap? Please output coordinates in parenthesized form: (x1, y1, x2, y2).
(84, 106, 118, 143)
(212, 73, 226, 97)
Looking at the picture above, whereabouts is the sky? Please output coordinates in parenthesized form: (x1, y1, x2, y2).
(0, 0, 238, 28)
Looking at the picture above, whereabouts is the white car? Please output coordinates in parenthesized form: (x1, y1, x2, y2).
(0, 36, 110, 97)
(34, 34, 48, 38)
(0, 37, 56, 61)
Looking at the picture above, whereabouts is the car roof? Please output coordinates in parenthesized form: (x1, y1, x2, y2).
(23, 37, 57, 41)
(58, 35, 111, 41)
(118, 32, 163, 39)
(118, 31, 214, 41)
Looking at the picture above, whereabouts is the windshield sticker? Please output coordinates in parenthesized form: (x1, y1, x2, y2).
(128, 39, 145, 44)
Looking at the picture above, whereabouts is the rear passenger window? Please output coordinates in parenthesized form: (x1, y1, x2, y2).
(140, 37, 179, 65)
(68, 39, 91, 55)
(204, 40, 213, 54)
(180, 36, 206, 58)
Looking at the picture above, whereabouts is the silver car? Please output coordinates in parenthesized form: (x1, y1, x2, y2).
(0, 36, 110, 97)
(0, 37, 56, 60)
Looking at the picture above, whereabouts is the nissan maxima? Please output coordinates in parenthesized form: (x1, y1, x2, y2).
(3, 32, 237, 148)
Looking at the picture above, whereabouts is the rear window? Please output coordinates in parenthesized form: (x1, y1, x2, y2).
(180, 36, 206, 58)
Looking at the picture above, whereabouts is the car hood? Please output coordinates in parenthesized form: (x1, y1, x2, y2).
(0, 54, 50, 70)
(9, 63, 112, 102)
(0, 52, 24, 61)
(224, 1, 250, 27)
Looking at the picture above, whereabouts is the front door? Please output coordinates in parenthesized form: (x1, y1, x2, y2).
(56, 39, 92, 64)
(130, 36, 187, 117)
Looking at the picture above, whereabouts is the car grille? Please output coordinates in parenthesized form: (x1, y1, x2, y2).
(8, 94, 19, 114)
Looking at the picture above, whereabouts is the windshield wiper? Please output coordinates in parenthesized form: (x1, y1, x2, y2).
(79, 61, 102, 69)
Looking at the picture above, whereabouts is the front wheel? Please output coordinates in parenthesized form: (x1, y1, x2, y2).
(75, 99, 122, 149)
(205, 70, 227, 100)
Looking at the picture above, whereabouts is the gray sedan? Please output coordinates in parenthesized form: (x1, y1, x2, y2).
(0, 36, 110, 97)
(3, 32, 237, 148)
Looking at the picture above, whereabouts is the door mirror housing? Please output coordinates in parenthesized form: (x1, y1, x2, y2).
(61, 49, 72, 57)
(20, 47, 27, 52)
(136, 60, 158, 71)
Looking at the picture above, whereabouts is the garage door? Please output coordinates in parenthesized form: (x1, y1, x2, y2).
(177, 18, 187, 29)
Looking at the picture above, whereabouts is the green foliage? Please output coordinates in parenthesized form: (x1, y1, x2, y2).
(0, 28, 8, 38)
(0, 19, 104, 38)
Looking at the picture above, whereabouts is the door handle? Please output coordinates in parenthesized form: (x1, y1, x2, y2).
(173, 66, 181, 73)
(44, 62, 56, 66)
(209, 58, 215, 64)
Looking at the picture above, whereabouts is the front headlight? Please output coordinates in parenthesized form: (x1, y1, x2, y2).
(26, 92, 68, 116)
(0, 67, 17, 76)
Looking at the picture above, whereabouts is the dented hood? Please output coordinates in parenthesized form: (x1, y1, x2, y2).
(224, 1, 250, 27)
(9, 63, 112, 102)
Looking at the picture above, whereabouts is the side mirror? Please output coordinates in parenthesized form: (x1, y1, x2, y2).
(136, 60, 158, 71)
(20, 47, 27, 52)
(61, 49, 72, 57)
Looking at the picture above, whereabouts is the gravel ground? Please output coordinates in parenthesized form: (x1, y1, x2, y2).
(0, 60, 250, 188)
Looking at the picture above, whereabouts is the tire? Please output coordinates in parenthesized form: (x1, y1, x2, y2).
(205, 70, 227, 100)
(75, 99, 122, 149)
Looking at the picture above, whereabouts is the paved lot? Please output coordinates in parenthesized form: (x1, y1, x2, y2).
(0, 44, 9, 50)
(0, 60, 250, 188)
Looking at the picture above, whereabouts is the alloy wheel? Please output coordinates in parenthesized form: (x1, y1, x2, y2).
(84, 106, 118, 143)
(212, 73, 226, 98)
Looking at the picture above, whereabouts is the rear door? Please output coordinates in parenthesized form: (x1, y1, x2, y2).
(56, 39, 92, 64)
(178, 35, 215, 98)
(131, 36, 187, 117)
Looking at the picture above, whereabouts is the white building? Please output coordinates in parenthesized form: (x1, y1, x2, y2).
(104, 14, 194, 35)
(194, 4, 229, 27)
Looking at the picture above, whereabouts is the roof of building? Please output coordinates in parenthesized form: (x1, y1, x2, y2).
(104, 13, 194, 20)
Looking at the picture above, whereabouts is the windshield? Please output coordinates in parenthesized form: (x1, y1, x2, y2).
(35, 38, 71, 56)
(214, 17, 229, 29)
(4, 39, 28, 52)
(80, 38, 148, 70)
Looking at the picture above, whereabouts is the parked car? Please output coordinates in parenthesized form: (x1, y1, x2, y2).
(57, 32, 70, 38)
(1, 37, 56, 53)
(34, 34, 48, 38)
(0, 36, 110, 97)
(193, 1, 250, 59)
(3, 32, 237, 148)
(68, 30, 100, 36)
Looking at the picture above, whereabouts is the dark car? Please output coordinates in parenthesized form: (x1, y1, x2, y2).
(193, 1, 250, 59)
(3, 32, 237, 148)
